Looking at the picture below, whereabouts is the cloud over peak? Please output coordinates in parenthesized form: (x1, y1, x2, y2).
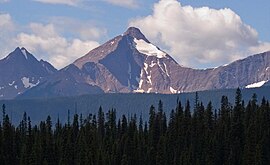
(15, 22, 101, 69)
(0, 13, 13, 28)
(130, 0, 270, 68)
(0, 13, 103, 69)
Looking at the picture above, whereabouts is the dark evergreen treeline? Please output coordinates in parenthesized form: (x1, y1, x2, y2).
(0, 89, 270, 165)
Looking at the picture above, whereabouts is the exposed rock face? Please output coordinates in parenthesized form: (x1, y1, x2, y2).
(73, 27, 181, 93)
(1, 27, 270, 99)
(0, 47, 57, 99)
(19, 64, 104, 99)
(74, 27, 270, 94)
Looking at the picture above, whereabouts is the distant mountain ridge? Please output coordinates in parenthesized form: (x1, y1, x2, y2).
(0, 47, 57, 99)
(0, 27, 270, 99)
(2, 86, 270, 125)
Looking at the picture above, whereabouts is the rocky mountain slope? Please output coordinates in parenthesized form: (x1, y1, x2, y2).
(72, 27, 270, 94)
(71, 28, 270, 93)
(0, 27, 270, 99)
(0, 47, 57, 99)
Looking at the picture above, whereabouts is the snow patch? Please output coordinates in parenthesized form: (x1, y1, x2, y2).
(266, 67, 270, 71)
(157, 59, 169, 77)
(147, 88, 152, 93)
(147, 75, 152, 85)
(144, 63, 149, 74)
(138, 79, 143, 89)
(143, 62, 153, 85)
(21, 48, 28, 59)
(170, 87, 177, 94)
(246, 80, 267, 88)
(149, 61, 156, 67)
(9, 81, 15, 86)
(134, 89, 145, 93)
(136, 70, 143, 89)
(14, 85, 18, 89)
(0, 94, 3, 97)
(134, 38, 166, 58)
(163, 63, 170, 77)
(134, 68, 145, 92)
(21, 77, 39, 88)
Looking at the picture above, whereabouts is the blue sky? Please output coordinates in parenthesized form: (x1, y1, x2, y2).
(0, 0, 269, 68)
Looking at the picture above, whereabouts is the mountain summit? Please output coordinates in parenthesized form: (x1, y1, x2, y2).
(0, 47, 57, 99)
(1, 27, 270, 99)
(72, 26, 179, 93)
(124, 27, 150, 42)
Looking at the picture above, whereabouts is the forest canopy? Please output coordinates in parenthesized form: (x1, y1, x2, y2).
(0, 89, 269, 165)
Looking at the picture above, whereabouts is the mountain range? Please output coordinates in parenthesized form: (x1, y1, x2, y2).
(0, 47, 57, 99)
(0, 27, 270, 100)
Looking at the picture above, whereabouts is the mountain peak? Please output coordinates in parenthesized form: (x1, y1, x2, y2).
(11, 47, 30, 60)
(20, 47, 28, 59)
(124, 27, 150, 43)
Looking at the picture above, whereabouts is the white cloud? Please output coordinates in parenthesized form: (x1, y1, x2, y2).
(33, 0, 81, 6)
(47, 17, 107, 40)
(15, 23, 100, 69)
(0, 13, 13, 29)
(79, 27, 107, 40)
(29, 23, 58, 38)
(129, 0, 270, 68)
(0, 13, 16, 57)
(103, 0, 138, 8)
(0, 14, 105, 69)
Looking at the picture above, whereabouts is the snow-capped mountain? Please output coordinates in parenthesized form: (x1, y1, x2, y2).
(73, 27, 270, 94)
(0, 47, 57, 99)
(73, 27, 180, 93)
(1, 27, 270, 99)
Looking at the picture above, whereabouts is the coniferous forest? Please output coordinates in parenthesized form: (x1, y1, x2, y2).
(0, 89, 270, 165)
